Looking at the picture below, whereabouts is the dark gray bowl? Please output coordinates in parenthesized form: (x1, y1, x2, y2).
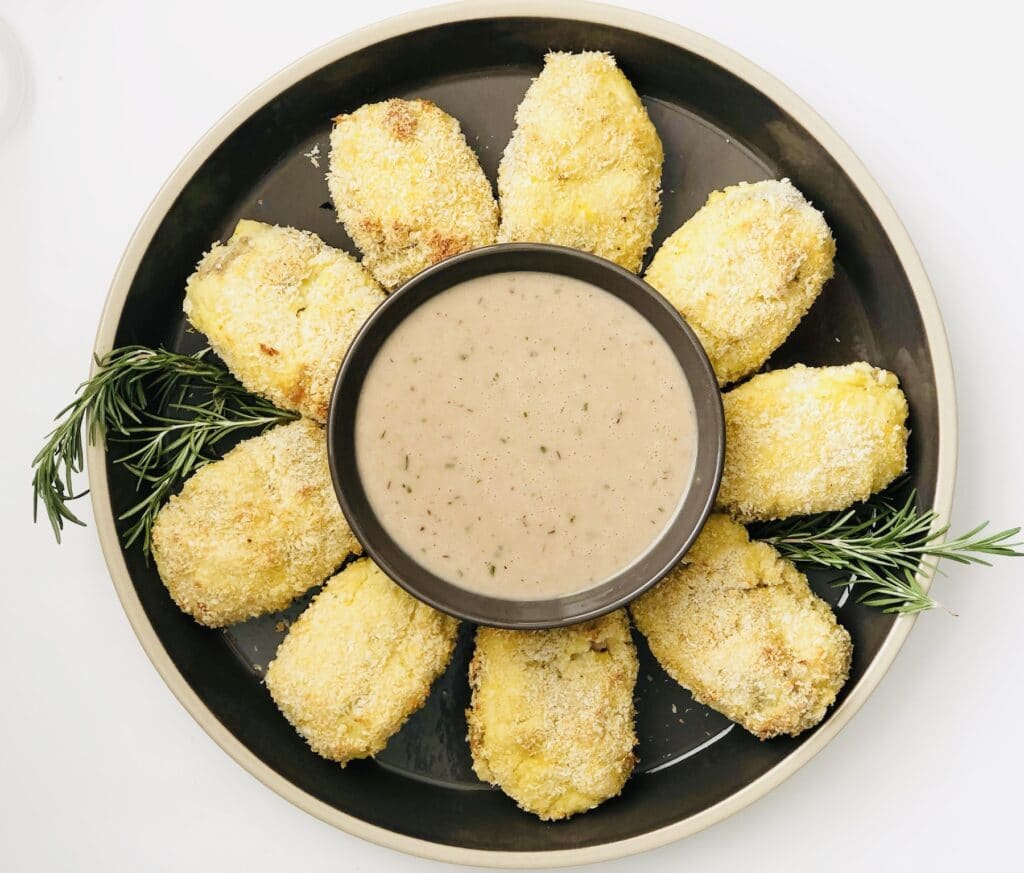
(326, 244, 724, 629)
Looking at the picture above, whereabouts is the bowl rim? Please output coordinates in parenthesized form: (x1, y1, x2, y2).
(86, 1, 958, 867)
(326, 242, 725, 629)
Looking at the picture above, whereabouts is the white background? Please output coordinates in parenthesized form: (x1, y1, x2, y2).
(2, 1, 1022, 870)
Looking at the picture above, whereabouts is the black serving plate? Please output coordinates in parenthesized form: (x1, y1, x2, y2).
(89, 3, 955, 865)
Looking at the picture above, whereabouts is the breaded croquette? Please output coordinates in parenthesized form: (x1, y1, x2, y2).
(152, 419, 359, 627)
(717, 362, 909, 522)
(328, 98, 498, 290)
(645, 179, 835, 385)
(184, 219, 384, 422)
(631, 515, 852, 739)
(466, 611, 638, 820)
(497, 52, 663, 273)
(265, 559, 458, 765)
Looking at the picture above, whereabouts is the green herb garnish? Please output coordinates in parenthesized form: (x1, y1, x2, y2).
(756, 487, 1023, 614)
(32, 346, 296, 554)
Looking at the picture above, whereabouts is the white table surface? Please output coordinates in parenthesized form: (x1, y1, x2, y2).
(2, 1, 1022, 870)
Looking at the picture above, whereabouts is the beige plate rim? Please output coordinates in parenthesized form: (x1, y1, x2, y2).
(86, 1, 958, 867)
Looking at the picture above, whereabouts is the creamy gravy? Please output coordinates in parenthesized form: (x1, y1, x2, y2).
(354, 271, 696, 600)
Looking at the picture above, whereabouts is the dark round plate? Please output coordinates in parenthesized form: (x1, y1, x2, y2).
(88, 1, 955, 866)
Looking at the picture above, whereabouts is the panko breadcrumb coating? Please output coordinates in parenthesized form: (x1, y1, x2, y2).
(184, 220, 385, 423)
(328, 98, 498, 290)
(497, 52, 663, 273)
(631, 515, 852, 739)
(645, 179, 835, 385)
(466, 611, 638, 821)
(718, 362, 909, 521)
(265, 559, 458, 765)
(151, 419, 359, 627)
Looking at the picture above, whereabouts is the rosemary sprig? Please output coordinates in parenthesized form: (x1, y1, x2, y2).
(854, 566, 937, 616)
(32, 346, 297, 552)
(756, 490, 1023, 614)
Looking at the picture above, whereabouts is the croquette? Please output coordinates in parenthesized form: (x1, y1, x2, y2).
(265, 559, 458, 765)
(466, 611, 638, 820)
(184, 219, 385, 422)
(645, 179, 835, 385)
(151, 419, 359, 627)
(631, 515, 852, 739)
(717, 362, 909, 522)
(328, 98, 498, 290)
(497, 52, 663, 273)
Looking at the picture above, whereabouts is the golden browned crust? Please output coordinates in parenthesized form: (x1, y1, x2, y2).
(183, 219, 385, 422)
(328, 98, 498, 290)
(631, 515, 852, 739)
(383, 99, 419, 140)
(151, 419, 359, 627)
(265, 559, 459, 765)
(644, 179, 835, 386)
(497, 51, 663, 272)
(718, 362, 909, 522)
(466, 611, 638, 820)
